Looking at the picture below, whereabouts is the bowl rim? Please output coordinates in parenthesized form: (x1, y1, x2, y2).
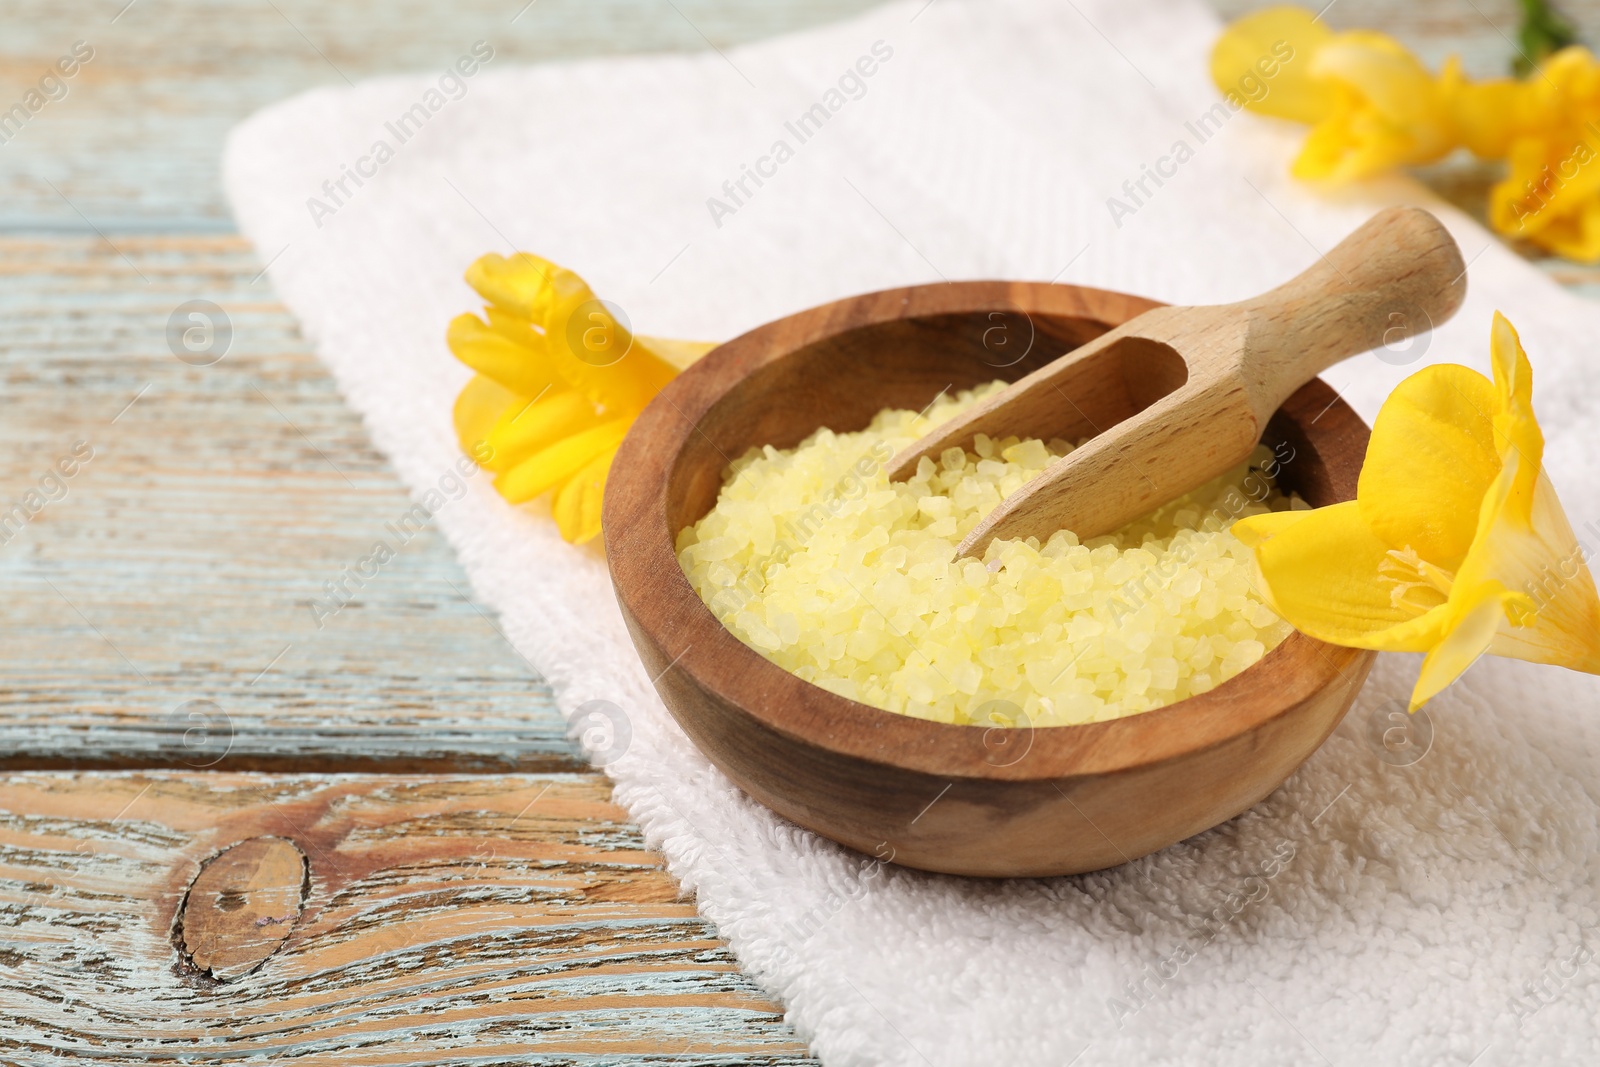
(604, 280, 1371, 784)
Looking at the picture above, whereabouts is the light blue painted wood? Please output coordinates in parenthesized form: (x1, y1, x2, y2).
(0, 0, 885, 229)
(0, 0, 885, 772)
(0, 233, 587, 770)
(0, 771, 815, 1063)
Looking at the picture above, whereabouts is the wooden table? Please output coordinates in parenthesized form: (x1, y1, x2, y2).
(1, 0, 1594, 1061)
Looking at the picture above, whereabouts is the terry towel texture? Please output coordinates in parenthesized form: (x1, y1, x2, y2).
(224, 1, 1600, 1063)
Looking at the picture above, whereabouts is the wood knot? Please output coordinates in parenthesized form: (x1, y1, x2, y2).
(177, 836, 308, 981)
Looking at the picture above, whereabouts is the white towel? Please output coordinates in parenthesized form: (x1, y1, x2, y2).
(223, 1, 1600, 1062)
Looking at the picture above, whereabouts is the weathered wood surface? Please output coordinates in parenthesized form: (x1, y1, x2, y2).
(0, 772, 809, 1063)
(179, 835, 309, 980)
(0, 0, 886, 230)
(0, 234, 590, 773)
(0, 0, 886, 773)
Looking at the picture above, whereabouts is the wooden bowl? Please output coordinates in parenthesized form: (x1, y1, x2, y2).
(604, 282, 1376, 878)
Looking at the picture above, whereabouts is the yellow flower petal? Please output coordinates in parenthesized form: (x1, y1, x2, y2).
(542, 283, 678, 413)
(485, 389, 605, 473)
(1357, 363, 1499, 571)
(1312, 33, 1427, 115)
(495, 417, 632, 505)
(552, 445, 616, 545)
(1243, 310, 1600, 710)
(1235, 500, 1452, 651)
(1481, 466, 1600, 673)
(1231, 507, 1315, 549)
(465, 252, 561, 321)
(1441, 57, 1530, 160)
(1210, 6, 1338, 123)
(447, 313, 558, 398)
(1514, 46, 1600, 139)
(1448, 317, 1600, 679)
(483, 305, 545, 348)
(448, 251, 719, 544)
(1489, 311, 1544, 515)
(1475, 47, 1600, 261)
(1411, 582, 1518, 709)
(1520, 196, 1600, 263)
(1489, 134, 1600, 259)
(1292, 34, 1455, 181)
(452, 372, 520, 465)
(639, 335, 719, 372)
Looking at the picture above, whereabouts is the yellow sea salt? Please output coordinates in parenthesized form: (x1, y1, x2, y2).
(676, 383, 1300, 727)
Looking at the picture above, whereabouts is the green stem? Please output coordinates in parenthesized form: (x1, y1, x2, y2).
(1515, 0, 1579, 76)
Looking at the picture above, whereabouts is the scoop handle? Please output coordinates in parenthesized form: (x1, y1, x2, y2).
(1235, 205, 1466, 413)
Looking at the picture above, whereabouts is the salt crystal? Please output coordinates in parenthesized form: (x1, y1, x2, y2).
(677, 385, 1296, 727)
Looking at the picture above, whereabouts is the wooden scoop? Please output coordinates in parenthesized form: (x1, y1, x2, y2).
(887, 206, 1467, 556)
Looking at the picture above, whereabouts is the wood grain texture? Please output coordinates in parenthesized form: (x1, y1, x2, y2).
(0, 234, 589, 773)
(0, 0, 884, 230)
(0, 772, 809, 1064)
(179, 836, 308, 980)
(891, 206, 1466, 550)
(605, 280, 1378, 877)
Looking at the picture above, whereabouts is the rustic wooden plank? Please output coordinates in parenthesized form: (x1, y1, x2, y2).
(0, 771, 811, 1063)
(0, 0, 885, 230)
(179, 836, 309, 980)
(0, 0, 882, 773)
(0, 234, 589, 772)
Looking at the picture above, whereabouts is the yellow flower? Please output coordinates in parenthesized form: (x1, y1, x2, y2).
(1486, 47, 1600, 261)
(449, 253, 715, 543)
(1211, 7, 1457, 181)
(1208, 6, 1339, 124)
(1215, 8, 1600, 261)
(1234, 313, 1600, 709)
(1297, 32, 1460, 180)
(1439, 58, 1528, 162)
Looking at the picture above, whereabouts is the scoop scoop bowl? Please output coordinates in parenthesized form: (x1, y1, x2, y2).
(604, 279, 1378, 877)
